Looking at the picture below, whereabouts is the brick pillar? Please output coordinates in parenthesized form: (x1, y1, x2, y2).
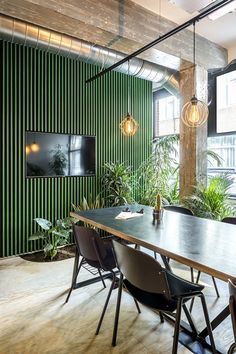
(179, 65, 208, 199)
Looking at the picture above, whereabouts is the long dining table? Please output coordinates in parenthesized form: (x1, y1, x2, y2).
(70, 204, 236, 354)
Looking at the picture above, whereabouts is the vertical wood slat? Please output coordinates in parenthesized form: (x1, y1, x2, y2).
(0, 40, 152, 257)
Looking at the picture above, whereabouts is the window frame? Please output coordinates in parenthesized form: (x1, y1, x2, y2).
(208, 60, 236, 137)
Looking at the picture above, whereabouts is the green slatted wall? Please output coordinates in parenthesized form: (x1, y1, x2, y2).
(0, 40, 152, 257)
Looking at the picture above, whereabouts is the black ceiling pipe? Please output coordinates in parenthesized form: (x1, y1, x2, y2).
(86, 0, 234, 83)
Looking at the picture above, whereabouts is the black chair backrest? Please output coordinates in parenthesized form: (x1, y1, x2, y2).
(73, 225, 107, 262)
(229, 278, 236, 342)
(164, 205, 193, 216)
(222, 217, 236, 225)
(112, 240, 170, 298)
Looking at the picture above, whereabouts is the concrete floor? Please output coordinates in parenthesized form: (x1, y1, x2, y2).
(0, 254, 233, 354)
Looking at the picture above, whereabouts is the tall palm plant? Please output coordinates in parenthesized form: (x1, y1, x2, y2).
(135, 135, 179, 206)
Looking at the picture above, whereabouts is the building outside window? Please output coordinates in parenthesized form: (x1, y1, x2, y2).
(153, 91, 180, 138)
(216, 70, 236, 133)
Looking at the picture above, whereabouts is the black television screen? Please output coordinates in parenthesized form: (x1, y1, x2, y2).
(25, 132, 96, 177)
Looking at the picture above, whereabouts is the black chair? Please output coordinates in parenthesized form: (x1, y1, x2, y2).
(222, 217, 236, 225)
(111, 241, 216, 353)
(65, 225, 117, 304)
(164, 205, 193, 216)
(228, 278, 236, 354)
(65, 225, 140, 334)
(165, 205, 220, 298)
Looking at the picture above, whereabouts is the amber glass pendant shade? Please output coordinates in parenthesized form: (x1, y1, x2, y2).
(181, 95, 209, 128)
(120, 113, 139, 136)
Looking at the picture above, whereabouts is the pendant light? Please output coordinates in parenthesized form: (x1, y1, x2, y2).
(120, 60, 139, 136)
(181, 22, 208, 128)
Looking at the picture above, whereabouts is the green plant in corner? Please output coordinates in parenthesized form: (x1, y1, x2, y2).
(101, 162, 133, 206)
(135, 135, 179, 206)
(183, 174, 236, 220)
(72, 194, 105, 212)
(72, 194, 105, 228)
(29, 217, 75, 260)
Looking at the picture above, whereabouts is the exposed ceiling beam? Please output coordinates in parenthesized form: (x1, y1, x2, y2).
(86, 0, 233, 83)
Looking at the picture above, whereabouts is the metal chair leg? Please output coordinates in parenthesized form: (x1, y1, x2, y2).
(65, 253, 82, 303)
(159, 311, 165, 323)
(98, 268, 106, 289)
(183, 303, 198, 336)
(122, 282, 141, 314)
(196, 270, 201, 284)
(133, 298, 141, 313)
(96, 272, 116, 335)
(112, 274, 123, 347)
(200, 294, 217, 354)
(228, 343, 236, 354)
(196, 271, 219, 298)
(172, 298, 183, 354)
(212, 276, 220, 298)
(190, 267, 194, 282)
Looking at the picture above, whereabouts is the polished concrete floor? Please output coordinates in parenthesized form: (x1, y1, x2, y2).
(0, 253, 233, 354)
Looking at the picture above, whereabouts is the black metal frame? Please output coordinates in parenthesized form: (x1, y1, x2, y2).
(111, 273, 217, 354)
(86, 0, 234, 84)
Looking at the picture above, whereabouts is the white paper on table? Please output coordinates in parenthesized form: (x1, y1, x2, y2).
(115, 212, 144, 220)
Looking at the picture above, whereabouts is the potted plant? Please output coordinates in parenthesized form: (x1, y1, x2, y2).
(183, 175, 236, 220)
(29, 217, 75, 260)
(101, 162, 133, 206)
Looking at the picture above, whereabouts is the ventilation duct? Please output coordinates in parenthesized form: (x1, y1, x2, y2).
(0, 15, 179, 96)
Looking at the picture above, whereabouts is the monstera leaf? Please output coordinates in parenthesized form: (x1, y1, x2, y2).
(34, 218, 52, 231)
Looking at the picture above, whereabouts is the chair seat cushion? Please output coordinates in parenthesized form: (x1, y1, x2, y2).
(124, 279, 179, 312)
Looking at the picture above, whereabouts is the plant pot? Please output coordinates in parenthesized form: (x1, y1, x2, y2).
(153, 209, 163, 223)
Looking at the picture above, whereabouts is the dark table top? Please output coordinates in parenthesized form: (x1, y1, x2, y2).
(71, 204, 236, 282)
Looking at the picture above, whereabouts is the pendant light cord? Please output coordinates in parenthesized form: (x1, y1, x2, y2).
(128, 59, 130, 114)
(193, 21, 196, 96)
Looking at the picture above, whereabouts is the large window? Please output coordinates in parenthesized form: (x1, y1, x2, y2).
(153, 90, 180, 138)
(216, 70, 236, 133)
(208, 61, 236, 137)
(208, 135, 236, 196)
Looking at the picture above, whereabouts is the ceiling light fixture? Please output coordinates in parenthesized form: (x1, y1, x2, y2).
(208, 0, 236, 20)
(181, 22, 209, 128)
(120, 60, 139, 136)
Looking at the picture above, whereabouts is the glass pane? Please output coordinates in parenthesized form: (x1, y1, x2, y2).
(216, 70, 236, 133)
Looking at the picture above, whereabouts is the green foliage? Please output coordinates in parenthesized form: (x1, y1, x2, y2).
(29, 217, 75, 260)
(49, 144, 67, 175)
(101, 162, 133, 206)
(183, 175, 236, 220)
(207, 150, 223, 167)
(135, 135, 179, 206)
(72, 194, 105, 228)
(72, 194, 105, 212)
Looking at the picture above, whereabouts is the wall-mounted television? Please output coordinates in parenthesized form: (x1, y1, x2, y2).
(25, 132, 96, 177)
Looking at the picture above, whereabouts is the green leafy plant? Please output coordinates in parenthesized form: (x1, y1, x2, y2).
(49, 144, 67, 175)
(101, 162, 133, 206)
(29, 217, 75, 260)
(183, 175, 236, 220)
(135, 135, 179, 206)
(72, 194, 105, 228)
(72, 194, 105, 212)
